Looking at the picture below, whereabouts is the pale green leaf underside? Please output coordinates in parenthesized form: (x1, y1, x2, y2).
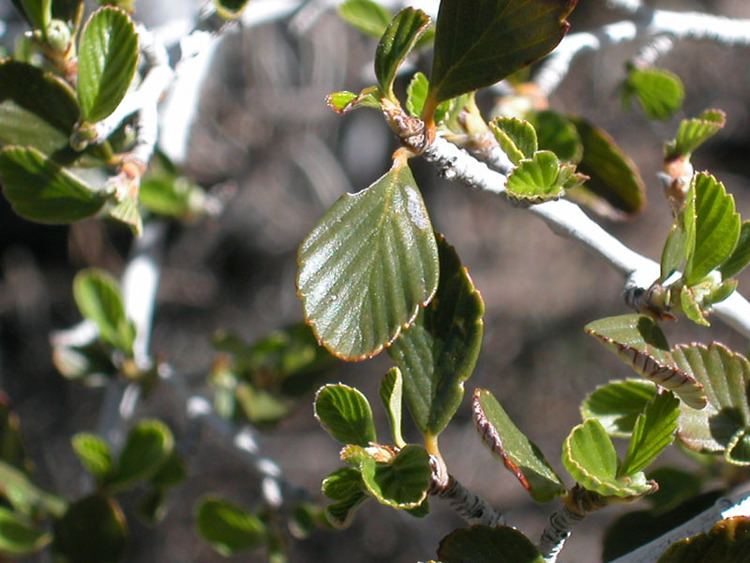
(490, 117, 538, 166)
(314, 383, 376, 446)
(623, 67, 684, 120)
(666, 109, 726, 159)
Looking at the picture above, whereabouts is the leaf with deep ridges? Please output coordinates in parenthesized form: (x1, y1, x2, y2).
(297, 160, 439, 361)
(506, 150, 568, 203)
(665, 109, 726, 160)
(314, 384, 376, 446)
(374, 8, 430, 100)
(621, 67, 684, 120)
(581, 379, 657, 438)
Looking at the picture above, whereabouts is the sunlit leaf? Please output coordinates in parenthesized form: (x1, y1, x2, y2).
(660, 183, 696, 281)
(380, 368, 406, 448)
(665, 109, 726, 160)
(338, 0, 391, 38)
(195, 497, 267, 556)
(581, 379, 657, 438)
(314, 384, 376, 446)
(622, 67, 684, 120)
(72, 433, 113, 482)
(619, 392, 679, 476)
(325, 88, 381, 114)
(374, 8, 430, 99)
(438, 525, 543, 563)
(405, 73, 450, 123)
(725, 428, 750, 466)
(489, 117, 537, 166)
(506, 150, 568, 203)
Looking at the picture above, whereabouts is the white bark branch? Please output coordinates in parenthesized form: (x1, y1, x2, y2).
(434, 475, 505, 527)
(538, 505, 585, 562)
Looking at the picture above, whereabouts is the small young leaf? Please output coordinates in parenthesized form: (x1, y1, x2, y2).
(426, 0, 578, 108)
(405, 73, 449, 122)
(77, 7, 138, 123)
(622, 67, 684, 120)
(489, 117, 538, 166)
(581, 379, 657, 438)
(195, 497, 267, 556)
(0, 146, 106, 224)
(506, 150, 566, 203)
(338, 0, 391, 38)
(379, 368, 406, 448)
(660, 183, 696, 281)
(325, 88, 381, 114)
(297, 160, 439, 361)
(53, 495, 128, 563)
(438, 525, 544, 563)
(473, 389, 565, 502)
(0, 461, 67, 518)
(585, 314, 706, 409)
(619, 392, 680, 477)
(213, 0, 250, 19)
(314, 384, 376, 446)
(657, 516, 750, 562)
(680, 286, 709, 326)
(72, 433, 113, 482)
(389, 235, 484, 437)
(357, 444, 432, 509)
(106, 420, 174, 490)
(527, 110, 583, 164)
(725, 428, 750, 466)
(0, 507, 50, 556)
(73, 269, 135, 354)
(665, 109, 726, 160)
(685, 173, 740, 286)
(321, 467, 368, 528)
(108, 195, 142, 236)
(720, 221, 750, 279)
(374, 8, 430, 100)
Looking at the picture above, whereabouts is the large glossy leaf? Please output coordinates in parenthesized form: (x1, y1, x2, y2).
(720, 221, 750, 279)
(353, 444, 432, 509)
(657, 516, 750, 562)
(73, 269, 135, 354)
(566, 117, 646, 219)
(0, 507, 50, 556)
(473, 389, 565, 502)
(72, 433, 113, 482)
(0, 461, 66, 518)
(53, 495, 127, 563)
(665, 109, 726, 160)
(338, 0, 391, 38)
(374, 8, 430, 99)
(581, 379, 657, 438)
(563, 419, 655, 498)
(684, 173, 740, 285)
(77, 7, 138, 123)
(297, 160, 439, 361)
(426, 0, 578, 108)
(213, 0, 250, 19)
(585, 315, 706, 409)
(619, 392, 679, 476)
(314, 384, 376, 446)
(622, 67, 684, 120)
(673, 343, 750, 454)
(0, 61, 79, 155)
(321, 468, 369, 528)
(380, 368, 406, 447)
(106, 420, 174, 490)
(0, 146, 106, 223)
(195, 497, 266, 556)
(527, 110, 583, 164)
(388, 235, 483, 436)
(438, 525, 544, 563)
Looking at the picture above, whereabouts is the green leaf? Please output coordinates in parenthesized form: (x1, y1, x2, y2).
(195, 497, 267, 556)
(325, 88, 381, 114)
(389, 235, 483, 436)
(356, 444, 432, 509)
(297, 160, 439, 361)
(566, 117, 646, 219)
(52, 340, 117, 383)
(108, 194, 142, 236)
(473, 389, 565, 502)
(506, 150, 567, 203)
(235, 384, 290, 427)
(581, 379, 657, 438)
(0, 507, 50, 556)
(438, 525, 543, 563)
(660, 183, 696, 281)
(321, 467, 368, 528)
(72, 433, 113, 482)
(673, 343, 750, 454)
(584, 314, 706, 409)
(657, 516, 750, 562)
(405, 73, 450, 123)
(527, 110, 583, 164)
(139, 173, 207, 220)
(338, 0, 391, 38)
(685, 173, 740, 286)
(725, 428, 750, 466)
(77, 7, 138, 123)
(73, 269, 135, 354)
(213, 0, 250, 19)
(562, 419, 655, 498)
(374, 8, 430, 99)
(720, 221, 750, 279)
(380, 368, 406, 448)
(0, 146, 106, 224)
(622, 67, 684, 120)
(19, 0, 51, 32)
(489, 117, 538, 166)
(106, 420, 174, 490)
(665, 109, 726, 160)
(0, 61, 79, 156)
(314, 384, 376, 446)
(149, 452, 187, 490)
(619, 392, 680, 476)
(53, 495, 127, 563)
(427, 0, 577, 107)
(0, 461, 66, 518)
(680, 285, 709, 327)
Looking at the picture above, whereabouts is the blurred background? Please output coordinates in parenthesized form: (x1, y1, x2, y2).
(1, 0, 750, 561)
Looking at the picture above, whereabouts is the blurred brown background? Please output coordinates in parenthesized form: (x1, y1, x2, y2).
(1, 0, 750, 561)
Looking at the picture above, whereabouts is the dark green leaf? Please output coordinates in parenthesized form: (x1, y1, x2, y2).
(438, 525, 543, 563)
(374, 8, 430, 99)
(52, 0, 83, 23)
(0, 146, 106, 224)
(584, 315, 706, 409)
(321, 467, 368, 528)
(473, 388, 565, 502)
(73, 269, 135, 354)
(106, 420, 173, 490)
(506, 150, 567, 202)
(380, 368, 406, 448)
(580, 379, 657, 438)
(566, 117, 646, 219)
(0, 507, 50, 556)
(622, 67, 684, 120)
(297, 160, 439, 360)
(527, 110, 583, 164)
(427, 0, 577, 107)
(72, 433, 113, 482)
(77, 7, 138, 122)
(685, 173, 740, 286)
(389, 235, 483, 436)
(53, 495, 127, 563)
(646, 467, 703, 515)
(149, 452, 187, 490)
(314, 384, 376, 446)
(195, 497, 267, 557)
(657, 516, 750, 562)
(0, 461, 66, 518)
(489, 117, 538, 165)
(720, 222, 750, 279)
(665, 109, 726, 160)
(725, 428, 750, 466)
(213, 0, 250, 19)
(338, 0, 391, 38)
(357, 444, 432, 509)
(619, 392, 680, 476)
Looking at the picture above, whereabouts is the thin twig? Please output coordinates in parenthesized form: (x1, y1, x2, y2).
(433, 474, 505, 527)
(538, 505, 585, 562)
